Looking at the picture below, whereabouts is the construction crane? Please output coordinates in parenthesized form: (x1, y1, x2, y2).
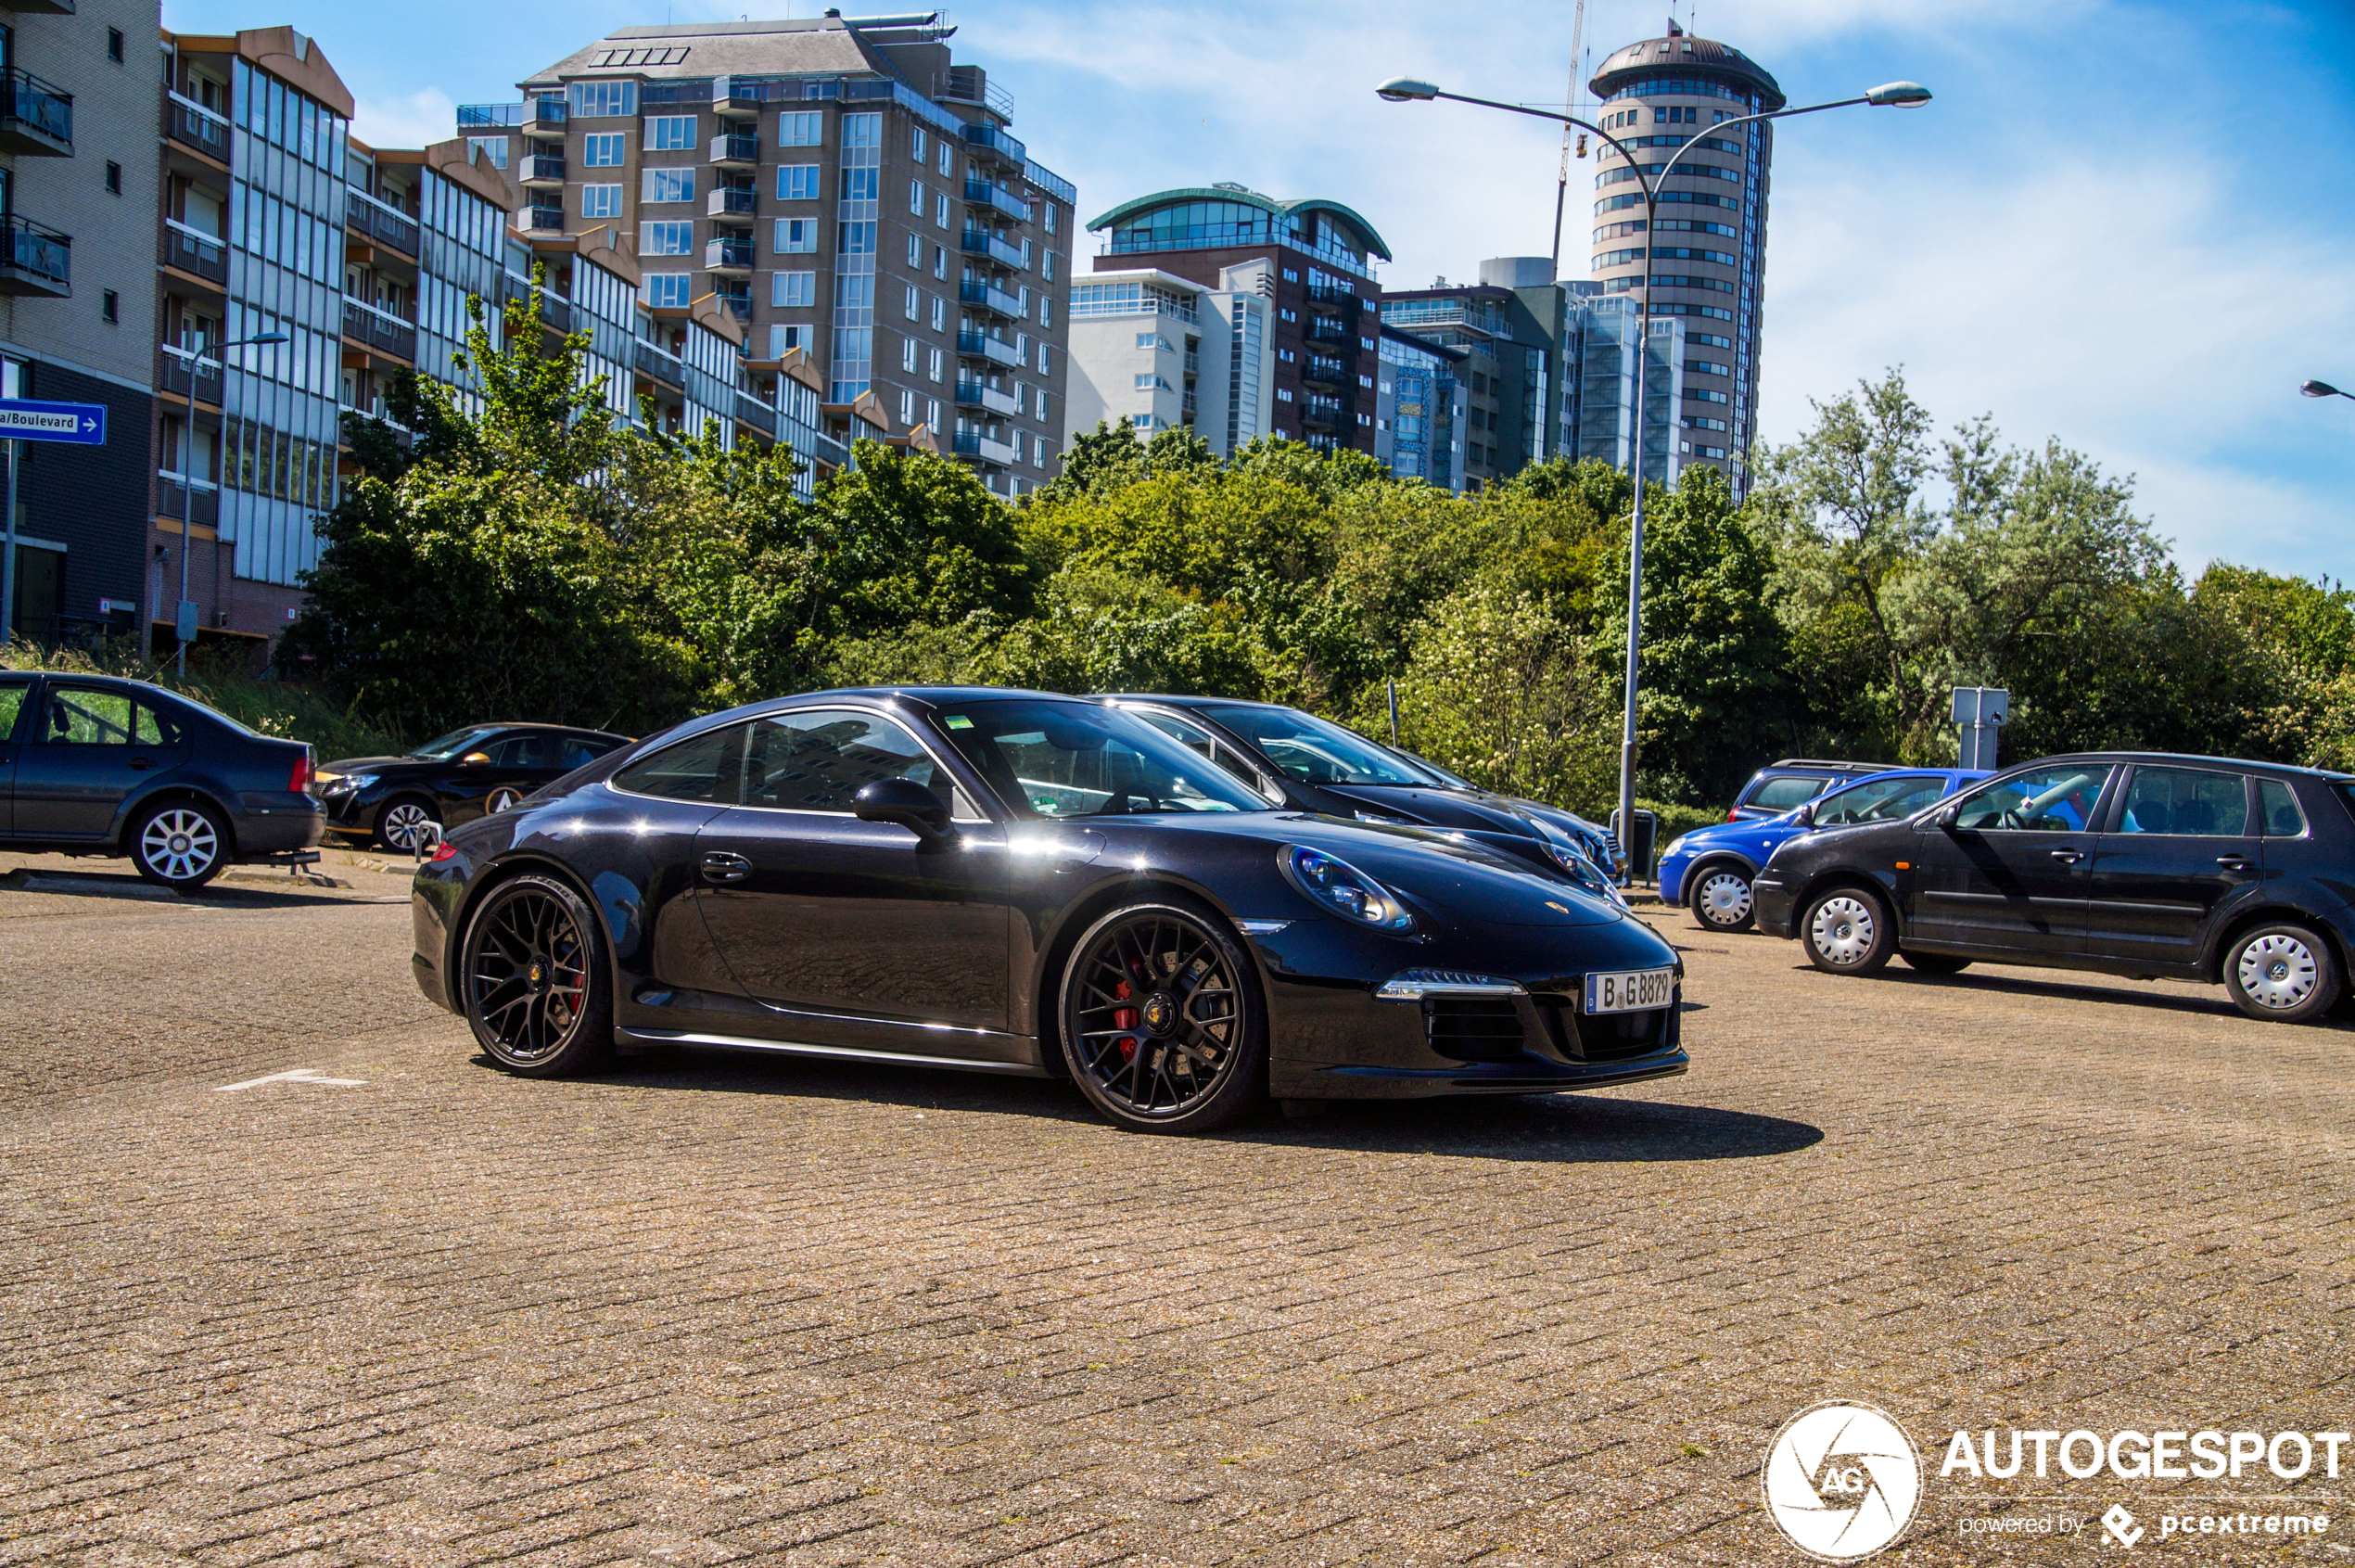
(1547, 0, 1589, 278)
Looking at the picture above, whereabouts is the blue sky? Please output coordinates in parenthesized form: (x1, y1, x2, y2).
(169, 0, 2355, 581)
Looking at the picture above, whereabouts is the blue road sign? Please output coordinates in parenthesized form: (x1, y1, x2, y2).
(0, 398, 105, 444)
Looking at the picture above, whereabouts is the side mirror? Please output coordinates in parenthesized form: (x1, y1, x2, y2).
(1934, 803, 1961, 830)
(854, 777, 955, 841)
(1792, 801, 1816, 825)
(461, 751, 491, 767)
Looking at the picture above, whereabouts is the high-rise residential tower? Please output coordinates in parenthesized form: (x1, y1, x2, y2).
(1587, 21, 1781, 492)
(459, 12, 1077, 496)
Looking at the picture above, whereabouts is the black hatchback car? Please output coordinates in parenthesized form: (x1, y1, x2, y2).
(1099, 695, 1624, 895)
(319, 723, 631, 851)
(0, 669, 322, 890)
(1752, 752, 2355, 1023)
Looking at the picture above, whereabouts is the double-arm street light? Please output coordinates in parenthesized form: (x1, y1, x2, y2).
(1377, 72, 1929, 863)
(2302, 379, 2353, 402)
(172, 331, 286, 674)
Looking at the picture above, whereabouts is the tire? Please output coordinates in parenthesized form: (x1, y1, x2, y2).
(461, 873, 614, 1076)
(2222, 922, 2343, 1025)
(1901, 951, 1972, 975)
(129, 799, 229, 893)
(1057, 899, 1268, 1133)
(1687, 861, 1755, 934)
(1801, 884, 1896, 975)
(376, 795, 441, 853)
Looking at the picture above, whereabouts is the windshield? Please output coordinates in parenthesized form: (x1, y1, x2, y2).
(410, 726, 501, 760)
(936, 700, 1272, 819)
(1809, 773, 1954, 827)
(1202, 706, 1427, 786)
(1393, 745, 1474, 790)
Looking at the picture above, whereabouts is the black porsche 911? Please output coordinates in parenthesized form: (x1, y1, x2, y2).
(409, 688, 1687, 1133)
(318, 722, 631, 850)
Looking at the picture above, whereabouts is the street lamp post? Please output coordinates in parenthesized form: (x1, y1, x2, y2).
(2302, 379, 2354, 402)
(1377, 73, 1929, 867)
(172, 332, 286, 675)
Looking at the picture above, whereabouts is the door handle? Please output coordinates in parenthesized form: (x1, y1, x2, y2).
(129, 757, 153, 771)
(2216, 856, 2251, 871)
(699, 850, 752, 884)
(2048, 848, 2082, 864)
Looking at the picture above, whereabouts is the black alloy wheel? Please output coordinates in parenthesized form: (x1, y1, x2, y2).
(1900, 950, 1972, 975)
(130, 799, 229, 893)
(462, 874, 612, 1076)
(377, 795, 441, 853)
(1688, 860, 1756, 934)
(1060, 900, 1267, 1133)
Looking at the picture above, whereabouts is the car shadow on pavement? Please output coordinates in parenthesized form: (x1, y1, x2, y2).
(561, 1044, 1822, 1164)
(1845, 963, 2355, 1027)
(0, 868, 376, 910)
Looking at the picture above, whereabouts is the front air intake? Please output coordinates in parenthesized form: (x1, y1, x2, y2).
(1426, 998, 1525, 1062)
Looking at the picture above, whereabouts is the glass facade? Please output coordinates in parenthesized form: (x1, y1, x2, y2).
(828, 111, 881, 402)
(1103, 198, 1374, 281)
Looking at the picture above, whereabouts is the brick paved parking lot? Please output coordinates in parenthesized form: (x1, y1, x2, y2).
(4, 850, 2352, 1565)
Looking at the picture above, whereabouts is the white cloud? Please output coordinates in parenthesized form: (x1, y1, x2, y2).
(350, 85, 456, 152)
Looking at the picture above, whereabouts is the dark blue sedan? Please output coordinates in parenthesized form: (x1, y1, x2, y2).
(1659, 767, 1990, 934)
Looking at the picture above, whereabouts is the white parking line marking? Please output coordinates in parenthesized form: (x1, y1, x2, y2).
(212, 1067, 370, 1091)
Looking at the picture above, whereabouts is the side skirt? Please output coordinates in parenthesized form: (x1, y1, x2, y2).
(616, 1026, 1053, 1077)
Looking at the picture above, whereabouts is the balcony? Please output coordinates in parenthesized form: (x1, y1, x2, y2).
(157, 475, 219, 530)
(164, 93, 230, 162)
(517, 154, 566, 188)
(525, 97, 566, 136)
(1306, 282, 1359, 308)
(958, 278, 1023, 321)
(961, 178, 1032, 223)
(954, 378, 1018, 417)
(523, 204, 564, 234)
(708, 133, 758, 166)
(704, 237, 754, 274)
(734, 391, 777, 438)
(956, 330, 1021, 369)
(960, 229, 1025, 271)
(1301, 397, 1347, 430)
(0, 214, 68, 297)
(0, 68, 71, 156)
(1182, 390, 1198, 416)
(158, 344, 222, 404)
(713, 288, 751, 321)
(950, 429, 1019, 467)
(1183, 351, 1200, 374)
(341, 298, 417, 362)
(1305, 316, 1355, 347)
(347, 188, 419, 256)
(1302, 355, 1349, 389)
(162, 220, 227, 285)
(960, 121, 1025, 168)
(707, 186, 757, 222)
(634, 339, 684, 389)
(537, 293, 573, 333)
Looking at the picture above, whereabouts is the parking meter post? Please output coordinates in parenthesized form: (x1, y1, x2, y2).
(1951, 687, 2009, 770)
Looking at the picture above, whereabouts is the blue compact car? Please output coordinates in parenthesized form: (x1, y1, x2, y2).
(1659, 768, 1991, 934)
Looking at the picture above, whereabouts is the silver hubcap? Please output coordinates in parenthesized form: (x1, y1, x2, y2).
(139, 809, 218, 882)
(1809, 895, 1878, 967)
(382, 803, 433, 848)
(1697, 870, 1752, 924)
(2236, 934, 2318, 1011)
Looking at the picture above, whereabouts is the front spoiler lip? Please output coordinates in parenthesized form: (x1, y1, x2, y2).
(1310, 1046, 1688, 1094)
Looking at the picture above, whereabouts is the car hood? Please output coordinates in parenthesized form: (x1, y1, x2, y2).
(320, 755, 426, 774)
(1668, 816, 1783, 851)
(1322, 784, 1550, 837)
(1106, 811, 1626, 928)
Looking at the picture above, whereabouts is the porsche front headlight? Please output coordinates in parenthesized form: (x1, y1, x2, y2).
(1279, 845, 1415, 934)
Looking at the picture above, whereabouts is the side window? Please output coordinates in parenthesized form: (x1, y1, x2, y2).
(1954, 765, 2115, 832)
(560, 735, 619, 771)
(743, 709, 944, 813)
(38, 686, 139, 745)
(0, 680, 36, 742)
(2259, 779, 2308, 838)
(1814, 775, 1941, 826)
(133, 703, 185, 746)
(488, 733, 554, 769)
(2116, 767, 2249, 836)
(613, 724, 745, 803)
(1748, 774, 1827, 811)
(1136, 710, 1281, 805)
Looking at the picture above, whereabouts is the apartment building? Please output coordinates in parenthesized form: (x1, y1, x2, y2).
(1063, 263, 1275, 455)
(1372, 326, 1465, 491)
(0, 0, 159, 643)
(1087, 185, 1386, 456)
(458, 11, 1076, 495)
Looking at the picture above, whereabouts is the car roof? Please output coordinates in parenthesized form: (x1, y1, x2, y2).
(1099, 694, 1287, 711)
(2007, 751, 2355, 783)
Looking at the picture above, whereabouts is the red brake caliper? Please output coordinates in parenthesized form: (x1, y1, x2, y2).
(1112, 979, 1139, 1062)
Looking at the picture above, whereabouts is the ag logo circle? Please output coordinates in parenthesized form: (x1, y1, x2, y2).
(1761, 1399, 1921, 1562)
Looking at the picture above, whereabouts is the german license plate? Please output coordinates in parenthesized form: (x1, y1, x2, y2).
(1584, 967, 1675, 1014)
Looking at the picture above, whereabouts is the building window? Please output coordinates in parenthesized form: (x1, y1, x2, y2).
(935, 192, 949, 228)
(903, 284, 920, 320)
(911, 126, 927, 160)
(1041, 251, 1054, 282)
(779, 110, 822, 147)
(937, 141, 951, 174)
(1037, 344, 1051, 376)
(1135, 332, 1164, 350)
(642, 167, 694, 203)
(1039, 299, 1053, 328)
(768, 324, 806, 357)
(838, 220, 875, 255)
(582, 134, 626, 167)
(468, 135, 509, 170)
(643, 274, 692, 307)
(899, 388, 916, 424)
(906, 232, 921, 265)
(106, 25, 124, 61)
(902, 337, 918, 372)
(771, 271, 816, 307)
(1042, 204, 1057, 235)
(646, 114, 696, 150)
(103, 160, 121, 195)
(927, 347, 942, 381)
(932, 245, 946, 279)
(775, 218, 819, 253)
(582, 184, 622, 218)
(1277, 348, 1295, 363)
(1279, 307, 1297, 322)
(776, 164, 821, 201)
(840, 167, 880, 202)
(101, 289, 119, 324)
(910, 178, 924, 214)
(639, 221, 693, 256)
(1134, 373, 1168, 391)
(570, 82, 637, 119)
(1276, 388, 1293, 402)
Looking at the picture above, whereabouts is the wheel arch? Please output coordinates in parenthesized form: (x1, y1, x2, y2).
(2202, 899, 2352, 988)
(1793, 868, 1907, 939)
(1028, 874, 1264, 1082)
(443, 850, 610, 1008)
(116, 786, 240, 857)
